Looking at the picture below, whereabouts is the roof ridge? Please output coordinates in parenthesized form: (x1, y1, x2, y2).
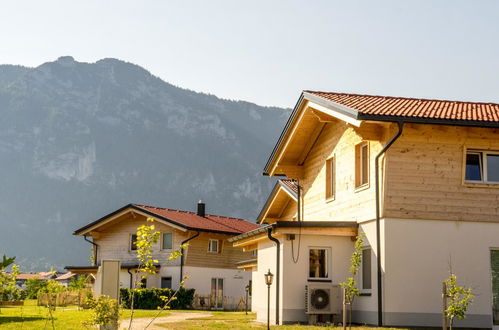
(305, 90, 499, 106)
(133, 203, 248, 221)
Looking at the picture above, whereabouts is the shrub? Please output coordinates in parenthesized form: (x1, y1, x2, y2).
(25, 278, 48, 299)
(120, 287, 195, 310)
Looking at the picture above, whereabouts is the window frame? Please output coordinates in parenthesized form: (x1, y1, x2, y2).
(360, 247, 372, 294)
(161, 232, 173, 250)
(355, 142, 370, 189)
(161, 276, 172, 289)
(130, 234, 138, 251)
(308, 247, 331, 281)
(208, 239, 220, 253)
(325, 156, 336, 201)
(464, 149, 499, 184)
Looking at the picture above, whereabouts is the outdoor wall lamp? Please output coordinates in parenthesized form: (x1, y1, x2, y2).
(265, 269, 273, 330)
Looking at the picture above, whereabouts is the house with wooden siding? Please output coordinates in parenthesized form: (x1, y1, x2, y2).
(67, 201, 259, 310)
(230, 91, 499, 328)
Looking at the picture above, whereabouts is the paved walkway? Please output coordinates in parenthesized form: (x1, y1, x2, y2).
(120, 311, 213, 330)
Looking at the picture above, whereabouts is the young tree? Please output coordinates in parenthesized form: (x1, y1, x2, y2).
(340, 234, 364, 329)
(126, 217, 188, 330)
(444, 273, 474, 330)
(0, 255, 20, 313)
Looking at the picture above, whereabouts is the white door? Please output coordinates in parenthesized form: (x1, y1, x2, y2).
(210, 278, 224, 309)
(491, 250, 499, 329)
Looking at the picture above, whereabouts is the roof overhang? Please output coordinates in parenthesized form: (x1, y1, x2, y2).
(74, 204, 188, 236)
(256, 180, 298, 224)
(263, 92, 363, 177)
(65, 263, 161, 274)
(236, 259, 258, 271)
(229, 221, 358, 248)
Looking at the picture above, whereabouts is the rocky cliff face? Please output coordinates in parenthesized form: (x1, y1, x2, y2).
(0, 57, 289, 270)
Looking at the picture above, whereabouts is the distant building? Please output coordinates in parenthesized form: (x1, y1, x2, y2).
(67, 202, 259, 310)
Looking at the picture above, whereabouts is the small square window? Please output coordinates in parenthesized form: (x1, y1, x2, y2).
(130, 234, 138, 251)
(208, 239, 220, 253)
(309, 248, 330, 279)
(162, 233, 173, 250)
(161, 277, 172, 289)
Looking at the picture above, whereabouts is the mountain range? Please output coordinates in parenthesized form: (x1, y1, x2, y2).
(0, 56, 289, 271)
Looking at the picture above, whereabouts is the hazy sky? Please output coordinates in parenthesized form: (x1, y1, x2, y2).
(1, 0, 498, 108)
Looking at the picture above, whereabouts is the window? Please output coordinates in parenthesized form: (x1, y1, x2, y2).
(325, 157, 335, 200)
(309, 248, 330, 279)
(130, 234, 138, 251)
(208, 239, 220, 253)
(361, 248, 372, 291)
(162, 233, 173, 250)
(161, 277, 172, 289)
(355, 142, 369, 188)
(465, 150, 499, 183)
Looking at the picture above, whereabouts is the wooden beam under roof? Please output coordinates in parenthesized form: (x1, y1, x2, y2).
(274, 164, 303, 179)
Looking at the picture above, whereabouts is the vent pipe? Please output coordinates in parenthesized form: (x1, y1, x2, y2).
(197, 200, 205, 217)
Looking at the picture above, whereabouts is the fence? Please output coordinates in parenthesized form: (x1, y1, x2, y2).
(37, 289, 91, 307)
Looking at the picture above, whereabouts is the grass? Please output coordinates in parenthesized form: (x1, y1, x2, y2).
(0, 301, 410, 330)
(0, 299, 168, 329)
(155, 310, 408, 330)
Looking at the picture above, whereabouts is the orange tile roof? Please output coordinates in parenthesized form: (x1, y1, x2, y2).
(16, 273, 42, 280)
(133, 204, 260, 234)
(306, 91, 499, 124)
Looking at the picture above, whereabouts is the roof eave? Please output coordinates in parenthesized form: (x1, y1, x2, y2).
(263, 92, 361, 176)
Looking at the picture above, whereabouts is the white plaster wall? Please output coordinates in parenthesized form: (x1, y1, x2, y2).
(183, 266, 251, 298)
(253, 240, 279, 324)
(384, 218, 499, 327)
(280, 234, 353, 323)
(352, 221, 380, 317)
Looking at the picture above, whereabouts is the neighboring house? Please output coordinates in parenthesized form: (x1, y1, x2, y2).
(229, 91, 499, 328)
(67, 201, 259, 310)
(16, 273, 42, 288)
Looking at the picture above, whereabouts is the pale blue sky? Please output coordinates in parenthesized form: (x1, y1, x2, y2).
(0, 0, 498, 108)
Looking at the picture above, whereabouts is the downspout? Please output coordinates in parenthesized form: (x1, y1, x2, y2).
(267, 227, 280, 325)
(180, 231, 200, 283)
(84, 235, 99, 266)
(375, 121, 404, 326)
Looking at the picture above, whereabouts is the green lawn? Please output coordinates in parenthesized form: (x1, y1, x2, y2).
(155, 311, 408, 330)
(0, 301, 408, 330)
(0, 299, 167, 329)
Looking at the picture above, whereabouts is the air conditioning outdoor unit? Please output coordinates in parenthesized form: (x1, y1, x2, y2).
(305, 284, 341, 315)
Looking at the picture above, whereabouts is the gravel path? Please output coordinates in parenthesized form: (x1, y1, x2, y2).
(120, 312, 213, 330)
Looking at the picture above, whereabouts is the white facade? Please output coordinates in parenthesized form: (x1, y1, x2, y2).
(251, 219, 499, 327)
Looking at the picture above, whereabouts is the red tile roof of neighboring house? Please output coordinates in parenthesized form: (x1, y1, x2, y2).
(16, 273, 42, 280)
(306, 91, 499, 123)
(132, 204, 260, 234)
(74, 203, 261, 236)
(55, 272, 76, 281)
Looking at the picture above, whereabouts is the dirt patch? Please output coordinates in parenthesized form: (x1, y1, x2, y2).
(120, 312, 213, 330)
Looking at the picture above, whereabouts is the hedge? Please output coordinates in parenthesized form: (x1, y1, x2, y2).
(120, 287, 195, 310)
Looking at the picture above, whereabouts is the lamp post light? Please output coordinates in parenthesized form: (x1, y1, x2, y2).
(264, 269, 274, 330)
(245, 283, 250, 315)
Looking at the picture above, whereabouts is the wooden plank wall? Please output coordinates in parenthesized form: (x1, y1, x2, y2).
(184, 232, 254, 269)
(93, 213, 252, 269)
(384, 124, 499, 222)
(94, 214, 186, 266)
(300, 120, 386, 223)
